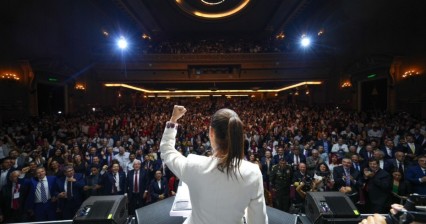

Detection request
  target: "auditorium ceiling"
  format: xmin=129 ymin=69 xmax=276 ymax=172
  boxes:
xmin=1 ymin=0 xmax=426 ymax=91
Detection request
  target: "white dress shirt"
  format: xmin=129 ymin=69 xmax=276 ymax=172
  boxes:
xmin=160 ymin=124 xmax=268 ymax=224
xmin=35 ymin=177 xmax=51 ymax=203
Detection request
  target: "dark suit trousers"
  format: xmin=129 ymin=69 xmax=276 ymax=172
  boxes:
xmin=34 ymin=201 xmax=56 ymax=221
xmin=128 ymin=192 xmax=145 ymax=215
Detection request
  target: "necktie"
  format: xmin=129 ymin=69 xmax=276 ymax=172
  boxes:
xmin=345 ymin=169 xmax=351 ymax=186
xmin=40 ymin=180 xmax=48 ymax=203
xmin=109 ymin=154 xmax=113 ymax=165
xmin=12 ymin=184 xmax=20 ymax=209
xmin=134 ymin=171 xmax=139 ymax=193
xmin=409 ymin=144 xmax=415 ymax=154
xmin=296 ymin=155 xmax=299 ymax=165
xmin=112 ymin=174 xmax=117 ymax=194
xmin=67 ymin=180 xmax=72 ymax=199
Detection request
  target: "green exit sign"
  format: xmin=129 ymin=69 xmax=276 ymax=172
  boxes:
xmin=367 ymin=74 xmax=376 ymax=78
xmin=48 ymin=78 xmax=58 ymax=82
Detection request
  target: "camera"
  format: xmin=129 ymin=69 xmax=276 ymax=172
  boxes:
xmin=389 ymin=194 xmax=426 ymax=224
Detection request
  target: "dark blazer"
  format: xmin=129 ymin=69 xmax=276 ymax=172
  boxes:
xmin=126 ymin=169 xmax=149 ymax=194
xmin=380 ymin=146 xmax=397 ymax=159
xmin=260 ymin=157 xmax=274 ymax=180
xmin=272 ymin=154 xmax=285 ymax=165
xmin=149 ymin=178 xmax=168 ymax=203
xmin=101 ymin=171 xmax=127 ymax=195
xmin=0 ymin=182 xmax=27 ymax=219
xmin=399 ymin=143 xmax=422 ymax=158
xmin=359 ymin=149 xmax=374 ymax=161
xmin=285 ymin=153 xmax=306 ymax=167
xmin=405 ymin=165 xmax=426 ymax=195
xmin=365 ymin=169 xmax=392 ymax=209
xmin=55 ymin=173 xmax=85 ymax=219
xmin=19 ymin=175 xmax=58 ymax=210
xmin=333 ymin=166 xmax=362 ymax=191
xmin=315 ymin=140 xmax=332 ymax=154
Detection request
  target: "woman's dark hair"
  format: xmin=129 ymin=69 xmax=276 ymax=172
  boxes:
xmin=210 ymin=108 xmax=244 ymax=179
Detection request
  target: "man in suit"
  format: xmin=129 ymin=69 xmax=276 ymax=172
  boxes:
xmin=0 ymin=157 xmax=15 ymax=192
xmin=364 ymin=159 xmax=392 ymax=213
xmin=359 ymin=144 xmax=375 ymax=162
xmin=273 ymin=147 xmax=285 ymax=165
xmin=373 ymin=150 xmax=393 ymax=173
xmin=0 ymin=170 xmax=28 ymax=222
xmin=333 ymin=158 xmax=362 ymax=198
xmin=260 ymin=150 xmax=274 ymax=190
xmin=102 ymin=146 xmax=117 ymax=167
xmin=56 ymin=166 xmax=85 ymax=219
xmin=315 ymin=133 xmax=332 ymax=156
xmin=306 ymin=149 xmax=324 ymax=175
xmin=405 ymin=154 xmax=426 ymax=195
xmin=126 ymin=159 xmax=149 ymax=214
xmin=381 ymin=139 xmax=397 ymax=159
xmin=149 ymin=170 xmax=168 ymax=203
xmin=388 ymin=151 xmax=409 ymax=180
xmin=101 ymin=163 xmax=126 ymax=195
xmin=20 ymin=166 xmax=58 ymax=221
xmin=286 ymin=146 xmax=306 ymax=171
xmin=400 ymin=135 xmax=422 ymax=162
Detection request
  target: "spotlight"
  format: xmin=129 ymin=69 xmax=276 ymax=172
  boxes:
xmin=58 ymin=111 xmax=62 ymax=114
xmin=117 ymin=37 xmax=128 ymax=49
xmin=92 ymin=107 xmax=96 ymax=112
xmin=301 ymin=36 xmax=311 ymax=47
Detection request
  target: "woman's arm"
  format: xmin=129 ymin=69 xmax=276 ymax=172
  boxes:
xmin=159 ymin=106 xmax=188 ymax=180
xmin=246 ymin=168 xmax=268 ymax=224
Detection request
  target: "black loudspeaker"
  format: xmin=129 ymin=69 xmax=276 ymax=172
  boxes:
xmin=305 ymin=192 xmax=362 ymax=224
xmin=73 ymin=195 xmax=128 ymax=224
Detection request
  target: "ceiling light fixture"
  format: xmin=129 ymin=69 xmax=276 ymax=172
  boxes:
xmin=200 ymin=0 xmax=226 ymax=6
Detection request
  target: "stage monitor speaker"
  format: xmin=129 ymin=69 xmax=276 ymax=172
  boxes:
xmin=73 ymin=195 xmax=128 ymax=224
xmin=305 ymin=192 xmax=361 ymax=224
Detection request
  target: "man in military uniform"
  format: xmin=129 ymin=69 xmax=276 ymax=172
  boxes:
xmin=270 ymin=158 xmax=293 ymax=212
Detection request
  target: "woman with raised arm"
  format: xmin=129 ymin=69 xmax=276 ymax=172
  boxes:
xmin=160 ymin=105 xmax=268 ymax=224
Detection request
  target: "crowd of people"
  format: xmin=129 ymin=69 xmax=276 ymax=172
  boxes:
xmin=0 ymin=97 xmax=425 ymax=222
xmin=139 ymin=39 xmax=286 ymax=54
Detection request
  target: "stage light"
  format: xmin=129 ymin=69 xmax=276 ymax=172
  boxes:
xmin=301 ymin=36 xmax=311 ymax=47
xmin=117 ymin=37 xmax=128 ymax=49
xmin=92 ymin=107 xmax=96 ymax=112
xmin=58 ymin=111 xmax=62 ymax=114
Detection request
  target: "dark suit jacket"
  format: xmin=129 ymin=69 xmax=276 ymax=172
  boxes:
xmin=19 ymin=175 xmax=58 ymax=210
xmin=0 ymin=182 xmax=27 ymax=215
xmin=272 ymin=154 xmax=285 ymax=165
xmin=333 ymin=166 xmax=362 ymax=191
xmin=149 ymin=178 xmax=168 ymax=203
xmin=126 ymin=169 xmax=149 ymax=194
xmin=315 ymin=140 xmax=332 ymax=153
xmin=359 ymin=149 xmax=374 ymax=161
xmin=366 ymin=169 xmax=392 ymax=206
xmin=101 ymin=171 xmax=126 ymax=195
xmin=285 ymin=153 xmax=306 ymax=166
xmin=260 ymin=157 xmax=274 ymax=180
xmin=55 ymin=173 xmax=85 ymax=209
xmin=380 ymin=146 xmax=397 ymax=159
xmin=405 ymin=165 xmax=426 ymax=194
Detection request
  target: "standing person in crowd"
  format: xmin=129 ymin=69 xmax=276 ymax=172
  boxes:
xmin=149 ymin=170 xmax=168 ymax=203
xmin=389 ymin=170 xmax=411 ymax=205
xmin=168 ymin=173 xmax=180 ymax=196
xmin=286 ymin=146 xmax=306 ymax=171
xmin=0 ymin=157 xmax=14 ymax=191
xmin=405 ymin=154 xmax=426 ymax=195
xmin=83 ymin=165 xmax=102 ymax=199
xmin=364 ymin=159 xmax=392 ymax=213
xmin=127 ymin=159 xmax=148 ymax=215
xmin=101 ymin=163 xmax=126 ymax=195
xmin=56 ymin=166 xmax=85 ymax=219
xmin=19 ymin=167 xmax=58 ymax=221
xmin=331 ymin=138 xmax=349 ymax=160
xmin=306 ymin=149 xmax=324 ymax=175
xmin=333 ymin=158 xmax=362 ymax=203
xmin=0 ymin=170 xmax=28 ymax=223
xmin=160 ymin=106 xmax=268 ymax=223
xmin=260 ymin=150 xmax=274 ymax=190
xmin=388 ymin=151 xmax=409 ymax=180
xmin=314 ymin=163 xmax=334 ymax=191
xmin=270 ymin=158 xmax=292 ymax=212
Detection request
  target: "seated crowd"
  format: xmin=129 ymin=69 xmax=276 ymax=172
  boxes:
xmin=0 ymin=97 xmax=425 ymax=222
